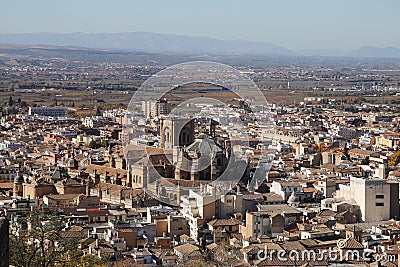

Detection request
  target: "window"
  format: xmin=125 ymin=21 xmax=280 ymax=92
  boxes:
xmin=376 ymin=195 xmax=384 ymax=199
xmin=376 ymin=203 xmax=384 ymax=206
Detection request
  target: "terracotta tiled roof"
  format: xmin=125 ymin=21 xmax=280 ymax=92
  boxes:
xmin=205 ymin=243 xmax=218 ymax=250
xmin=44 ymin=193 xmax=83 ymax=200
xmin=158 ymin=177 xmax=211 ymax=188
xmin=280 ymin=240 xmax=306 ymax=251
xmin=258 ymin=258 xmax=328 ymax=266
xmin=348 ymin=148 xmax=375 ymax=156
xmin=174 ymin=243 xmax=200 ymax=255
xmin=317 ymin=209 xmax=337 ymax=217
xmin=299 ymin=239 xmax=319 ymax=248
xmin=242 ymin=243 xmax=282 ymax=255
xmin=340 ymin=237 xmax=363 ymax=249
xmin=85 ymin=165 xmax=127 ymax=178
xmin=98 ymin=183 xmax=143 ymax=197
xmin=59 ymin=227 xmax=88 ymax=239
xmin=208 ymin=218 xmax=241 ymax=227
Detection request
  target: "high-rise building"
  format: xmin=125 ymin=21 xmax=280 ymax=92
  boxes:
xmin=142 ymin=99 xmax=170 ymax=118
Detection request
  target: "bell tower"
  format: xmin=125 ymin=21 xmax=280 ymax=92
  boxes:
xmin=13 ymin=172 xmax=23 ymax=198
xmin=160 ymin=118 xmax=195 ymax=149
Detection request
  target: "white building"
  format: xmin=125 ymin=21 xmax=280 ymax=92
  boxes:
xmin=0 ymin=140 xmax=22 ymax=151
xmin=335 ymin=176 xmax=399 ymax=222
xmin=82 ymin=116 xmax=109 ymax=128
xmin=180 ymin=186 xmax=216 ymax=241
xmin=53 ymin=128 xmax=77 ymax=138
xmin=270 ymin=180 xmax=302 ymax=202
xmin=28 ymin=107 xmax=68 ymax=117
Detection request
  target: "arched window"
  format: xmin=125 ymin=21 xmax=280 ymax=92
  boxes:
xmin=182 ymin=132 xmax=186 ymax=144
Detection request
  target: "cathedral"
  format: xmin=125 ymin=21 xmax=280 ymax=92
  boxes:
xmin=159 ymin=117 xmax=227 ymax=181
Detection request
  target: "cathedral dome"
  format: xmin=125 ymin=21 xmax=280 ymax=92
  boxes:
xmin=185 ymin=135 xmax=223 ymax=155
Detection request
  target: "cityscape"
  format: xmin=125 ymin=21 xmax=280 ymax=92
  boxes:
xmin=1 ymin=1 xmax=400 ymax=267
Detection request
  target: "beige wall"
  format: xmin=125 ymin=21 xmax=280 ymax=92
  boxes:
xmin=168 ymin=215 xmax=190 ymax=237
xmin=23 ymin=184 xmax=57 ymax=199
xmin=218 ymin=194 xmax=243 ymax=219
xmin=117 ymin=231 xmax=137 ymax=247
xmin=240 ymin=212 xmax=284 ymax=239
xmin=43 ymin=196 xmax=77 ymax=207
xmin=78 ymin=196 xmax=101 ymax=207
xmin=155 ymin=219 xmax=168 ymax=237
xmin=155 ymin=237 xmax=172 ymax=248
xmin=337 ymin=177 xmax=391 ymax=222
xmin=55 ymin=184 xmax=86 ymax=195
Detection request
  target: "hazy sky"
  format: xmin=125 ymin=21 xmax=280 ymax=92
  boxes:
xmin=1 ymin=0 xmax=399 ymax=50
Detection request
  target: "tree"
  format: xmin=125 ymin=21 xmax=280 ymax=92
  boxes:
xmin=343 ymin=144 xmax=350 ymax=161
xmin=88 ymin=140 xmax=99 ymax=149
xmin=9 ymin=208 xmax=82 ymax=267
xmin=21 ymin=101 xmax=28 ymax=108
xmin=96 ymin=107 xmax=102 ymax=116
xmin=89 ymin=140 xmax=95 ymax=149
xmin=100 ymin=140 xmax=109 ymax=148
xmin=371 ymin=137 xmax=376 ymax=145
xmin=389 ymin=149 xmax=400 ymax=166
xmin=8 ymin=96 xmax=14 ymax=106
xmin=317 ymin=143 xmax=329 ymax=153
xmin=203 ymin=245 xmax=242 ymax=266
xmin=177 ymin=256 xmax=213 ymax=267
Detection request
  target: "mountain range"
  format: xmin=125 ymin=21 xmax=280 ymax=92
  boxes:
xmin=0 ymin=32 xmax=400 ymax=58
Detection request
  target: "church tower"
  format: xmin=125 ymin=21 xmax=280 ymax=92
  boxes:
xmin=13 ymin=172 xmax=23 ymax=198
xmin=160 ymin=118 xmax=195 ymax=149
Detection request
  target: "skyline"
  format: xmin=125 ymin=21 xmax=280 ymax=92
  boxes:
xmin=1 ymin=0 xmax=399 ymax=51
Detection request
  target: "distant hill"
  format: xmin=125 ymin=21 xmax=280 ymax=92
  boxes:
xmin=349 ymin=46 xmax=400 ymax=58
xmin=0 ymin=32 xmax=399 ymax=58
xmin=0 ymin=32 xmax=294 ymax=55
xmin=299 ymin=46 xmax=400 ymax=58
